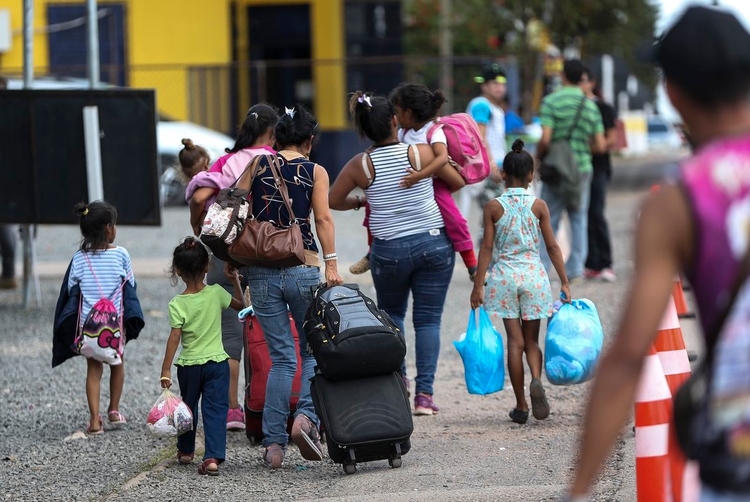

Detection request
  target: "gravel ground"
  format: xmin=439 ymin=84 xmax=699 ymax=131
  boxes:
xmin=0 ymin=158 xmax=696 ymax=501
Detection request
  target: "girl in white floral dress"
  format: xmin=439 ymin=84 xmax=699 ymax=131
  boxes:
xmin=471 ymin=139 xmax=571 ymax=425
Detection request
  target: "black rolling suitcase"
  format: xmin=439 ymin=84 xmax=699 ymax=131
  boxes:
xmin=311 ymin=370 xmax=413 ymax=474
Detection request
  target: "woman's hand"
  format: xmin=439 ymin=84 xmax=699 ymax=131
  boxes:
xmin=470 ymin=285 xmax=484 ymax=310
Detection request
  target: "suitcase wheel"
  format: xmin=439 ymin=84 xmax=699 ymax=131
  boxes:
xmin=343 ymin=448 xmax=357 ymax=475
xmin=389 ymin=457 xmax=402 ymax=468
xmin=343 ymin=463 xmax=357 ymax=475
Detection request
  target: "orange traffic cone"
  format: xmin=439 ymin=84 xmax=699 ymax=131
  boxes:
xmin=635 ymin=344 xmax=673 ymax=502
xmin=654 ymin=298 xmax=700 ymax=502
xmin=673 ymin=277 xmax=695 ymax=319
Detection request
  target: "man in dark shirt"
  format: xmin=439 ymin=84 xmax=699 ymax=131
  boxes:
xmin=581 ymin=71 xmax=617 ymax=282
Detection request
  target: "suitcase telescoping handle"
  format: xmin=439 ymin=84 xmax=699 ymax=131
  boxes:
xmin=310 ymin=282 xmax=360 ymax=296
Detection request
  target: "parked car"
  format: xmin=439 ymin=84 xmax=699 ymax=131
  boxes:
xmin=647 ymin=115 xmax=685 ymax=151
xmin=4 ymin=76 xmax=234 ymax=205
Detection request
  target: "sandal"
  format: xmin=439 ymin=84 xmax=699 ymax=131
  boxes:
xmin=177 ymin=451 xmax=194 ymax=465
xmin=107 ymin=410 xmax=127 ymax=425
xmin=198 ymin=458 xmax=219 ymax=476
xmin=530 ymin=378 xmax=550 ymax=420
xmin=86 ymin=417 xmax=104 ymax=435
xmin=509 ymin=408 xmax=529 ymax=425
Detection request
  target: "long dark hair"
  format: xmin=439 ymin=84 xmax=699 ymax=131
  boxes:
xmin=74 ymin=200 xmax=118 ymax=253
xmin=226 ymin=104 xmax=278 ymax=153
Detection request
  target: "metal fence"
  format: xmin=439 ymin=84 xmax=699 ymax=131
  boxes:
xmin=3 ymin=55 xmax=519 ymax=135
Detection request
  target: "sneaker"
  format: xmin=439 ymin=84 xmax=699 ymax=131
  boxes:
xmin=0 ymin=277 xmax=17 ymax=289
xmin=583 ymin=268 xmax=601 ymax=280
xmin=599 ymin=268 xmax=617 ymax=282
xmin=263 ymin=443 xmax=285 ymax=469
xmin=290 ymin=414 xmax=323 ymax=461
xmin=349 ymin=255 xmax=370 ymax=275
xmin=414 ymin=393 xmax=440 ymax=416
xmin=226 ymin=407 xmax=246 ymax=431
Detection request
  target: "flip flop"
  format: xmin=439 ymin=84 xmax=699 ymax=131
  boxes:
xmin=107 ymin=410 xmax=127 ymax=425
xmin=198 ymin=458 xmax=219 ymax=476
xmin=86 ymin=417 xmax=104 ymax=435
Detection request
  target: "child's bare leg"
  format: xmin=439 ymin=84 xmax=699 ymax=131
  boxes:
xmin=521 ymin=319 xmax=543 ymax=380
xmin=436 ymin=164 xmax=466 ymax=192
xmin=108 ymin=359 xmax=125 ymax=414
xmin=86 ymin=358 xmax=104 ymax=429
xmin=502 ymin=318 xmax=528 ymax=411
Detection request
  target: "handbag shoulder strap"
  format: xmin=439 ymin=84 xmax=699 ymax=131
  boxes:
xmin=235 ymin=155 xmax=264 ymax=191
xmin=267 ymin=155 xmax=299 ymax=224
xmin=564 ymin=96 xmax=587 ymax=142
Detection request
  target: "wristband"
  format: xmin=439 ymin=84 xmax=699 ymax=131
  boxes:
xmin=323 ymin=253 xmax=338 ymax=261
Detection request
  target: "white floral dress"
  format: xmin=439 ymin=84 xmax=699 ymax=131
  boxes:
xmin=484 ymin=187 xmax=554 ymax=320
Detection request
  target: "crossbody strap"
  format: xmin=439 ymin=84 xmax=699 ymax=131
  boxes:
xmin=705 ymin=245 xmax=750 ymax=359
xmin=564 ymin=97 xmax=587 ymax=142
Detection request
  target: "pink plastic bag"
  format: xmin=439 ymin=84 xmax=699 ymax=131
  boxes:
xmin=146 ymin=389 xmax=193 ymax=437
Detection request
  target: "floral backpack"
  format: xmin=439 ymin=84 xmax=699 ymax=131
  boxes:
xmin=72 ymin=254 xmax=129 ymax=366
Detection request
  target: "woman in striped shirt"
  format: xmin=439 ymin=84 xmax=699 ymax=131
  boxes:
xmin=329 ymin=91 xmax=455 ymax=416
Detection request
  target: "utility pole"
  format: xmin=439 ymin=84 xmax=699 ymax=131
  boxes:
xmin=86 ymin=0 xmax=100 ymax=87
xmin=439 ymin=0 xmax=453 ymax=112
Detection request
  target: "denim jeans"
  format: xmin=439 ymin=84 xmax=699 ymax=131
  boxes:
xmin=585 ymin=170 xmax=613 ymax=271
xmin=176 ymin=359 xmax=230 ymax=462
xmin=370 ymin=229 xmax=455 ymax=396
xmin=246 ymin=265 xmax=320 ymax=447
xmin=539 ymin=173 xmax=592 ymax=280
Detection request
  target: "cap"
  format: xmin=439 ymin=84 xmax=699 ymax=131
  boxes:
xmin=641 ymin=5 xmax=750 ymax=86
xmin=474 ymin=63 xmax=507 ymax=84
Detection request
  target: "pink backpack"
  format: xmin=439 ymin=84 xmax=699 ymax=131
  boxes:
xmin=427 ymin=113 xmax=491 ymax=185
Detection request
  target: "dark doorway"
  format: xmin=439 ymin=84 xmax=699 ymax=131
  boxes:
xmin=247 ymin=5 xmax=313 ymax=112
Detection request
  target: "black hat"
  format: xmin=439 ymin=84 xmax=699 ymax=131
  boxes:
xmin=474 ymin=63 xmax=507 ymax=84
xmin=642 ymin=5 xmax=750 ymax=86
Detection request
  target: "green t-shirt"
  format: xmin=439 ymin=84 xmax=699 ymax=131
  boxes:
xmin=539 ymin=86 xmax=604 ymax=173
xmin=168 ymin=284 xmax=231 ymax=367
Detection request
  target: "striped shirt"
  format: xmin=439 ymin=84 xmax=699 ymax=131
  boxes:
xmin=67 ymin=247 xmax=135 ymax=325
xmin=539 ymin=86 xmax=604 ymax=174
xmin=366 ymin=143 xmax=444 ymax=240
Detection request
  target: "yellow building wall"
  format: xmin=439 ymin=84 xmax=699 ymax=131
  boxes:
xmin=0 ymin=0 xmax=231 ymax=120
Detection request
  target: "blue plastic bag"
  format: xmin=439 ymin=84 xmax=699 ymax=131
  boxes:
xmin=453 ymin=307 xmax=505 ymax=395
xmin=544 ymin=298 xmax=604 ymax=385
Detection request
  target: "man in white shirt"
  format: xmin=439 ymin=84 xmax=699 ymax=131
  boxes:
xmin=462 ymin=63 xmax=507 ymax=219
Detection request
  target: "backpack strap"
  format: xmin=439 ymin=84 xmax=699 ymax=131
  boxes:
xmin=82 ymin=252 xmax=105 ymax=299
xmin=409 ymin=144 xmax=422 ymax=171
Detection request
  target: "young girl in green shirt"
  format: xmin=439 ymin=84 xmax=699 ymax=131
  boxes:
xmin=160 ymin=237 xmax=244 ymax=476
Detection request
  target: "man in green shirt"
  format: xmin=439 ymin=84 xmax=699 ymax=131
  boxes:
xmin=536 ymin=59 xmax=606 ymax=281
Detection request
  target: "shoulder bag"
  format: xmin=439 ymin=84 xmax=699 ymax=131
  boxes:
xmin=538 ymin=97 xmax=586 ymax=210
xmin=228 ymin=155 xmax=306 ymax=268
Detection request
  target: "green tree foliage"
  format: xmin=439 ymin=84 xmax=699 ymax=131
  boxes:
xmin=403 ymin=0 xmax=658 ymax=111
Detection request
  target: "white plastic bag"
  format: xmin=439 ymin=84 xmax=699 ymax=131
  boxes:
xmin=146 ymin=389 xmax=193 ymax=437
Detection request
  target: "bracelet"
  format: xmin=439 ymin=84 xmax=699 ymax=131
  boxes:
xmin=354 ymin=194 xmax=362 ymax=211
xmin=323 ymin=253 xmax=338 ymax=261
xmin=160 ymin=377 xmax=172 ymax=382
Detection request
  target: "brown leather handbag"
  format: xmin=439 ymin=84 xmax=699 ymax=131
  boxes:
xmin=228 ymin=154 xmax=307 ymax=268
